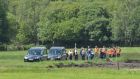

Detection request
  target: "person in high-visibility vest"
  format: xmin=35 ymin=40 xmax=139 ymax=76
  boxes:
xmin=107 ymin=48 xmax=111 ymax=57
xmin=94 ymin=46 xmax=99 ymax=57
xmin=116 ymin=46 xmax=121 ymax=57
xmin=107 ymin=48 xmax=114 ymax=57
xmin=112 ymin=47 xmax=117 ymax=57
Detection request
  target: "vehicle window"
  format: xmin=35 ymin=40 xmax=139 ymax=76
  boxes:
xmin=49 ymin=49 xmax=61 ymax=55
xmin=43 ymin=49 xmax=47 ymax=55
xmin=28 ymin=49 xmax=42 ymax=55
xmin=62 ymin=49 xmax=66 ymax=54
xmin=41 ymin=50 xmax=44 ymax=55
xmin=46 ymin=49 xmax=48 ymax=54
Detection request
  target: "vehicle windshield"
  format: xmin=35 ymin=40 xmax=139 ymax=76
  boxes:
xmin=28 ymin=49 xmax=42 ymax=55
xmin=48 ymin=49 xmax=61 ymax=56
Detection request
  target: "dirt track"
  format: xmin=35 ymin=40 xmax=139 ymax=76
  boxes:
xmin=47 ymin=61 xmax=140 ymax=69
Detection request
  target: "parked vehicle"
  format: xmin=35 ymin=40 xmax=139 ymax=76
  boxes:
xmin=47 ymin=47 xmax=67 ymax=60
xmin=24 ymin=47 xmax=47 ymax=62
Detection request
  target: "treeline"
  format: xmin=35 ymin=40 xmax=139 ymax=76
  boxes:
xmin=0 ymin=0 xmax=140 ymax=48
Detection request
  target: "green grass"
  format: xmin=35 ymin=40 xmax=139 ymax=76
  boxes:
xmin=0 ymin=47 xmax=140 ymax=79
xmin=0 ymin=68 xmax=140 ymax=79
xmin=120 ymin=47 xmax=140 ymax=61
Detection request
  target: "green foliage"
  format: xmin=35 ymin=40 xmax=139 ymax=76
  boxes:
xmin=15 ymin=0 xmax=50 ymax=44
xmin=0 ymin=0 xmax=9 ymax=43
xmin=38 ymin=1 xmax=112 ymax=43
xmin=111 ymin=0 xmax=140 ymax=46
xmin=0 ymin=0 xmax=140 ymax=46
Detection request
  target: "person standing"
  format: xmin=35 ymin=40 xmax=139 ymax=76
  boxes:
xmin=116 ymin=46 xmax=121 ymax=57
xmin=68 ymin=49 xmax=73 ymax=60
xmin=87 ymin=48 xmax=92 ymax=61
xmin=91 ymin=49 xmax=94 ymax=60
xmin=80 ymin=47 xmax=83 ymax=59
xmin=73 ymin=48 xmax=78 ymax=60
xmin=107 ymin=48 xmax=113 ymax=57
xmin=80 ymin=48 xmax=86 ymax=60
xmin=112 ymin=47 xmax=117 ymax=57
xmin=100 ymin=46 xmax=107 ymax=59
xmin=94 ymin=46 xmax=99 ymax=57
xmin=102 ymin=46 xmax=107 ymax=59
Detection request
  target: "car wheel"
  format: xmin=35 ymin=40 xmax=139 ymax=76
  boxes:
xmin=38 ymin=58 xmax=41 ymax=62
xmin=24 ymin=59 xmax=27 ymax=62
xmin=65 ymin=57 xmax=67 ymax=60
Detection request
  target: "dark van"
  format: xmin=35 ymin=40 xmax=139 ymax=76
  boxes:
xmin=24 ymin=47 xmax=47 ymax=62
xmin=47 ymin=47 xmax=67 ymax=60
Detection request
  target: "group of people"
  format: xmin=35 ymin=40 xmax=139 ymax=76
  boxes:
xmin=67 ymin=46 xmax=121 ymax=61
xmin=98 ymin=46 xmax=121 ymax=59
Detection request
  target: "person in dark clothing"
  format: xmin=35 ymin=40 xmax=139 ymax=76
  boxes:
xmin=100 ymin=46 xmax=107 ymax=59
xmin=68 ymin=49 xmax=73 ymax=60
xmin=87 ymin=48 xmax=92 ymax=61
xmin=75 ymin=52 xmax=78 ymax=60
xmin=66 ymin=53 xmax=68 ymax=60
xmin=100 ymin=48 xmax=103 ymax=59
xmin=90 ymin=49 xmax=94 ymax=60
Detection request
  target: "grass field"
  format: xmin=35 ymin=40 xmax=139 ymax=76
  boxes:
xmin=0 ymin=47 xmax=140 ymax=79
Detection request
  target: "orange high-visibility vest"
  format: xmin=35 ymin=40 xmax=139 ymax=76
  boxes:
xmin=111 ymin=49 xmax=114 ymax=55
xmin=107 ymin=49 xmax=112 ymax=55
xmin=94 ymin=48 xmax=99 ymax=53
xmin=112 ymin=48 xmax=116 ymax=55
xmin=116 ymin=48 xmax=121 ymax=54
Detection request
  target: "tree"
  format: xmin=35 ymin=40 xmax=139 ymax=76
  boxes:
xmin=1 ymin=0 xmax=140 ymax=47
xmin=38 ymin=1 xmax=82 ymax=43
xmin=111 ymin=0 xmax=140 ymax=46
xmin=38 ymin=0 xmax=112 ymax=44
xmin=16 ymin=0 xmax=50 ymax=45
xmin=83 ymin=7 xmax=112 ymax=42
xmin=0 ymin=0 xmax=9 ymax=43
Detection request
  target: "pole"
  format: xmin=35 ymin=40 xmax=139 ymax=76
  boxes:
xmin=116 ymin=50 xmax=120 ymax=70
xmin=75 ymin=43 xmax=77 ymax=49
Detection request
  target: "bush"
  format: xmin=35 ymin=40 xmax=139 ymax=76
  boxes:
xmin=0 ymin=44 xmax=7 ymax=51
xmin=23 ymin=44 xmax=35 ymax=50
xmin=7 ymin=44 xmax=36 ymax=51
xmin=7 ymin=44 xmax=18 ymax=51
xmin=1 ymin=44 xmax=44 ymax=51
